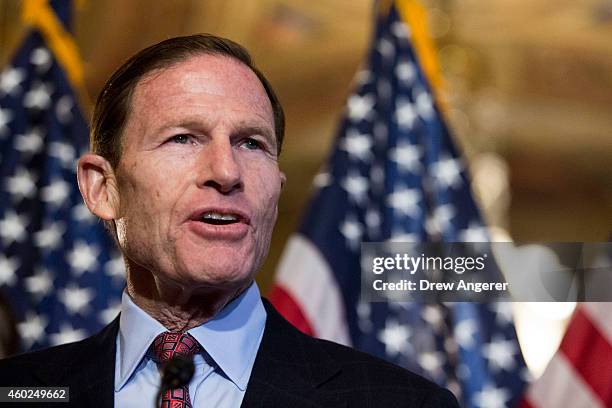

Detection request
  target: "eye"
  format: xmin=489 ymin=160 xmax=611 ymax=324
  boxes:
xmin=242 ymin=138 xmax=262 ymax=150
xmin=170 ymin=134 xmax=191 ymax=144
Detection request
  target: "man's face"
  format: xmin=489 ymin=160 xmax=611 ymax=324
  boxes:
xmin=113 ymin=54 xmax=284 ymax=292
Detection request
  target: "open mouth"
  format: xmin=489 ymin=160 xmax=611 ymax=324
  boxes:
xmin=199 ymin=211 xmax=243 ymax=226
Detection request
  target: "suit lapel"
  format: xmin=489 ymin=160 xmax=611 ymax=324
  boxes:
xmin=241 ymin=300 xmax=345 ymax=408
xmin=32 ymin=317 xmax=119 ymax=408
xmin=76 ymin=318 xmax=117 ymax=408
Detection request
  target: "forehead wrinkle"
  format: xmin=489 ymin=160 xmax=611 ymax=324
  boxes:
xmin=140 ymin=55 xmax=272 ymax=113
xmin=125 ymin=55 xmax=276 ymax=151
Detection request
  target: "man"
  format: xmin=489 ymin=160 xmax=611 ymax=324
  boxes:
xmin=0 ymin=34 xmax=458 ymax=407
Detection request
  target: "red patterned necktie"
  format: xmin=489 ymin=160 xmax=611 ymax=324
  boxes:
xmin=151 ymin=332 xmax=201 ymax=408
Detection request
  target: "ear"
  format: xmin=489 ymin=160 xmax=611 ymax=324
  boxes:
xmin=280 ymin=171 xmax=287 ymax=189
xmin=77 ymin=154 xmax=120 ymax=221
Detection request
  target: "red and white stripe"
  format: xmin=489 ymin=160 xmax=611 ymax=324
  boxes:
xmin=269 ymin=234 xmax=352 ymax=345
xmin=520 ymin=303 xmax=612 ymax=408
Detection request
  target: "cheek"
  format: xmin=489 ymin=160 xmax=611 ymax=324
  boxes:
xmin=116 ymin=168 xmax=170 ymax=242
xmin=253 ymin=172 xmax=282 ymax=232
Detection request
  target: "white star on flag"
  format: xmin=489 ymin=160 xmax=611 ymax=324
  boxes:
xmin=387 ymin=186 xmax=421 ymax=218
xmin=418 ymin=351 xmax=445 ymax=375
xmin=25 ymin=268 xmax=54 ymax=300
xmin=0 ymin=66 xmax=25 ymax=96
xmin=34 ymin=221 xmax=66 ymax=251
xmin=340 ymin=129 xmax=373 ymax=161
xmin=104 ymin=255 xmax=126 ymax=282
xmin=67 ymin=241 xmax=100 ymax=275
xmin=482 ymin=337 xmax=518 ymax=372
xmin=341 ymin=171 xmax=369 ymax=205
xmin=0 ymin=254 xmax=19 ymax=286
xmin=0 ymin=210 xmax=29 ymax=246
xmin=14 ymin=128 xmax=44 ymax=156
xmin=99 ymin=300 xmax=121 ymax=324
xmin=431 ymin=156 xmax=463 ymax=189
xmin=396 ymin=60 xmax=417 ymax=84
xmin=59 ymin=284 xmax=95 ymax=315
xmin=18 ymin=313 xmax=48 ymax=349
xmin=473 ymin=384 xmax=511 ymax=408
xmin=50 ymin=324 xmax=87 ymax=346
xmin=30 ymin=47 xmax=52 ymax=72
xmin=24 ymin=81 xmax=53 ymax=110
xmin=425 ymin=204 xmax=456 ymax=235
xmin=49 ymin=141 xmax=76 ymax=169
xmin=421 ymin=305 xmax=445 ymax=332
xmin=390 ymin=141 xmax=422 ymax=173
xmin=391 ymin=21 xmax=410 ymax=38
xmin=377 ymin=37 xmax=395 ymax=60
xmin=395 ymin=97 xmax=418 ymax=129
xmin=41 ymin=178 xmax=71 ymax=208
xmin=490 ymin=302 xmax=514 ymax=325
xmin=71 ymin=202 xmax=95 ymax=223
xmin=454 ymin=318 xmax=478 ymax=349
xmin=347 ymin=94 xmax=375 ymax=121
xmin=353 ymin=69 xmax=372 ymax=86
xmin=415 ymin=89 xmax=434 ymax=120
xmin=312 ymin=172 xmax=332 ymax=189
xmin=459 ymin=222 xmax=489 ymax=242
xmin=5 ymin=167 xmax=37 ymax=202
xmin=55 ymin=95 xmax=74 ymax=124
xmin=377 ymin=319 xmax=412 ymax=356
xmin=339 ymin=215 xmax=363 ymax=250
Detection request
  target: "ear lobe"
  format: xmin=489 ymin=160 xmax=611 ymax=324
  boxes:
xmin=77 ymin=154 xmax=120 ymax=221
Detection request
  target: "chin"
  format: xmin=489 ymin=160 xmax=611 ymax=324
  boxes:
xmin=173 ymin=244 xmax=261 ymax=291
xmin=181 ymin=262 xmax=253 ymax=289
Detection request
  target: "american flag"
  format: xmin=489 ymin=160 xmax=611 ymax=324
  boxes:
xmin=519 ymin=243 xmax=612 ymax=408
xmin=520 ymin=303 xmax=612 ymax=408
xmin=270 ymin=2 xmax=528 ymax=407
xmin=0 ymin=1 xmax=124 ymax=352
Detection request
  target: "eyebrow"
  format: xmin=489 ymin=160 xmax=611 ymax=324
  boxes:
xmin=156 ymin=120 xmax=205 ymax=133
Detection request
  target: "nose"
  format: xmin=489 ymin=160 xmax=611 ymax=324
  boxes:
xmin=198 ymin=139 xmax=242 ymax=194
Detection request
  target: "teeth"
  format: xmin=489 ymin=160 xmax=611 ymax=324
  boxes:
xmin=202 ymin=212 xmax=239 ymax=221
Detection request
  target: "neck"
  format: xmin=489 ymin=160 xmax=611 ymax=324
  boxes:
xmin=125 ymin=265 xmax=249 ymax=332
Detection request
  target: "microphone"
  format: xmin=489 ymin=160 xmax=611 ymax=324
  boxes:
xmin=156 ymin=356 xmax=195 ymax=408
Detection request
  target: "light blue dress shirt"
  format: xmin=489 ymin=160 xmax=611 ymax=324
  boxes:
xmin=114 ymin=282 xmax=266 ymax=407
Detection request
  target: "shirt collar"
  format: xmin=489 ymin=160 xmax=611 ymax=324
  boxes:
xmin=115 ymin=282 xmax=266 ymax=392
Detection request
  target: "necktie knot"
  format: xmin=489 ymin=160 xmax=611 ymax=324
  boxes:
xmin=151 ymin=331 xmax=201 ymax=364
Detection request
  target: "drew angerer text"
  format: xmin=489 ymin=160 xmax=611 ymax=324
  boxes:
xmin=373 ymin=279 xmax=508 ymax=293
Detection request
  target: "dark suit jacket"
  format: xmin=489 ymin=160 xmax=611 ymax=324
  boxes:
xmin=0 ymin=299 xmax=459 ymax=407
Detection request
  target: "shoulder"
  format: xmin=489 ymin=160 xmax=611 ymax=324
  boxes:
xmin=260 ymin=299 xmax=459 ymax=407
xmin=0 ymin=317 xmax=119 ymax=386
xmin=314 ymin=336 xmax=434 ymax=384
xmin=312 ymin=336 xmax=458 ymax=406
xmin=0 ymin=339 xmax=89 ymax=385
